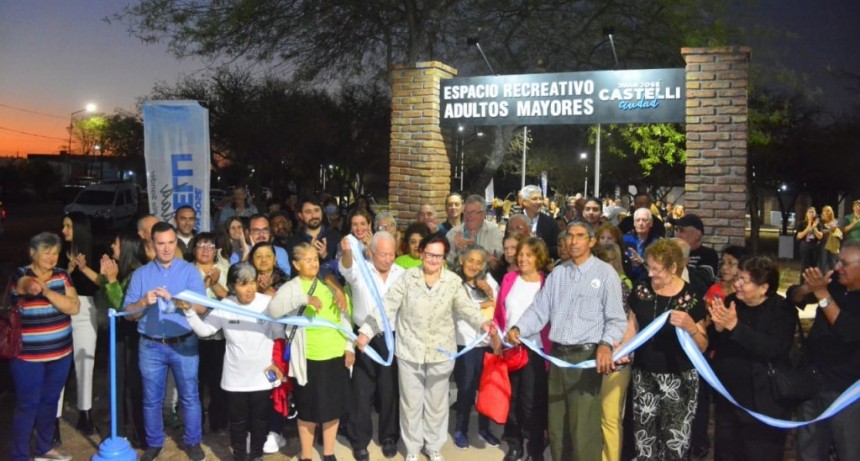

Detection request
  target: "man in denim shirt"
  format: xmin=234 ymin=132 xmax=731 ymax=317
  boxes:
xmin=124 ymin=222 xmax=206 ymax=461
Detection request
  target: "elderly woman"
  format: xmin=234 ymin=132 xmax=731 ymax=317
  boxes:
xmin=181 ymin=263 xmax=284 ymax=461
xmin=366 ymin=234 xmax=495 ymax=461
xmin=249 ymin=242 xmax=288 ymax=297
xmin=9 ymin=232 xmax=80 ymax=461
xmin=452 ymin=244 xmax=501 ymax=449
xmin=268 ymin=243 xmax=354 ymax=461
xmin=60 ymin=211 xmax=99 ymax=435
xmin=708 ymin=256 xmax=796 ymax=460
xmin=374 ymin=211 xmax=402 ymax=255
xmin=629 ymin=238 xmax=708 ymax=460
xmin=491 ymin=237 xmax=550 ymax=461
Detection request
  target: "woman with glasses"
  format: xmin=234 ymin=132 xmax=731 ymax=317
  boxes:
xmin=376 ymin=234 xmax=496 ymax=461
xmin=629 ymin=239 xmax=708 ymax=460
xmin=189 ymin=232 xmax=230 ymax=434
xmin=708 ymin=256 xmax=796 ymax=460
xmin=705 ymin=246 xmax=749 ymax=305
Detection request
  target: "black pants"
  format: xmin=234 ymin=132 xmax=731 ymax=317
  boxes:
xmin=347 ymin=334 xmax=399 ymax=450
xmin=503 ymin=347 xmax=548 ymax=456
xmin=714 ymin=396 xmax=786 ymax=461
xmin=453 ymin=345 xmax=491 ymax=434
xmin=115 ymin=321 xmax=144 ymax=446
xmin=690 ymin=373 xmax=713 ymax=454
xmin=227 ymin=389 xmax=271 ymax=459
xmin=198 ymin=338 xmax=228 ymax=432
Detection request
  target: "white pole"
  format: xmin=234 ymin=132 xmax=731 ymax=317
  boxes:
xmin=595 ymin=124 xmax=602 ymax=197
xmin=521 ymin=126 xmax=528 ymax=189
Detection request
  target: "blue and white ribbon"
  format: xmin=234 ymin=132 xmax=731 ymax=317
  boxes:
xmin=346 ymin=235 xmax=395 ymax=366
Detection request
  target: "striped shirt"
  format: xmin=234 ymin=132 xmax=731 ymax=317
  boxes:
xmin=9 ymin=266 xmax=74 ymax=362
xmin=515 ymin=256 xmax=627 ymax=347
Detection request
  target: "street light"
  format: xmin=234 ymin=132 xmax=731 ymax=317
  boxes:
xmin=68 ymin=103 xmax=96 ymax=155
xmin=580 ymin=152 xmax=588 ymax=195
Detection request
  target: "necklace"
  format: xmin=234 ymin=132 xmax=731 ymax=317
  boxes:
xmin=653 ymin=294 xmax=675 ymax=320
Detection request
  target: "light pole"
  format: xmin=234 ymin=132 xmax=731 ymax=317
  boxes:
xmin=580 ymin=152 xmax=588 ymax=195
xmin=68 ymin=103 xmax=96 ymax=155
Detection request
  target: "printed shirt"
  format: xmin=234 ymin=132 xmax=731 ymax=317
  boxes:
xmin=383 ymin=267 xmax=486 ymax=364
xmin=515 ymin=256 xmax=627 ymax=347
xmin=9 ymin=266 xmax=74 ymax=362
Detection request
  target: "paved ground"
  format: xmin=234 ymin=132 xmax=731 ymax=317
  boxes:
xmin=0 ymin=201 xmax=809 ymax=460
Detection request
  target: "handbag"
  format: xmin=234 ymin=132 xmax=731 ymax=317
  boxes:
xmin=282 ymin=278 xmax=318 ymax=363
xmin=502 ymin=344 xmax=529 ymax=372
xmin=766 ymin=315 xmax=818 ymax=403
xmin=476 ymin=352 xmax=511 ymax=424
xmin=0 ymin=280 xmax=23 ymax=360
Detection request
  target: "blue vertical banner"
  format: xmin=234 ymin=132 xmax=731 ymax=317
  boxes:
xmin=143 ymin=101 xmax=211 ymax=231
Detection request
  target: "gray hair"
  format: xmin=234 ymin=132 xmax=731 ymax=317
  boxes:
xmin=375 ymin=211 xmax=396 ymax=231
xmin=226 ymin=262 xmax=257 ymax=292
xmin=566 ymin=220 xmax=595 ymax=238
xmin=370 ymin=231 xmax=396 ymax=251
xmin=557 ymin=230 xmax=569 ymax=245
xmin=464 ymin=194 xmax=485 ymax=207
xmin=459 ymin=244 xmax=488 ymax=266
xmin=519 ymin=185 xmax=542 ymax=200
xmin=633 ymin=208 xmax=652 ymax=221
xmin=30 ymin=232 xmax=62 ymax=253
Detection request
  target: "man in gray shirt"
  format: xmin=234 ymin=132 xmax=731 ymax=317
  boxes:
xmin=506 ymin=220 xmax=627 ymax=461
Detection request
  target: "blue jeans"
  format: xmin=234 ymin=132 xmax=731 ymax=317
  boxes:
xmin=10 ymin=354 xmax=72 ymax=461
xmin=453 ymin=345 xmax=490 ymax=434
xmin=139 ymin=334 xmax=202 ymax=447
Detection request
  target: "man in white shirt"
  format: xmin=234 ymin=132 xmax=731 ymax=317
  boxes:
xmin=342 ymin=232 xmax=406 ymax=460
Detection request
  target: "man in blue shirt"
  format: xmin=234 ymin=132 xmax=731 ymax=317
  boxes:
xmin=124 ymin=222 xmax=207 ymax=461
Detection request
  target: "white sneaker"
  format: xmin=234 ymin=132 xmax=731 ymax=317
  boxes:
xmin=246 ymin=433 xmax=251 ymax=453
xmin=262 ymin=431 xmax=285 ymax=454
xmin=426 ymin=451 xmax=444 ymax=461
xmin=405 ymin=454 xmax=419 ymax=461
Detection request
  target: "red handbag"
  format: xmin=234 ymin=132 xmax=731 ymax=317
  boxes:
xmin=476 ymin=352 xmax=511 ymax=424
xmin=502 ymin=345 xmax=529 ymax=372
xmin=0 ymin=282 xmax=22 ymax=360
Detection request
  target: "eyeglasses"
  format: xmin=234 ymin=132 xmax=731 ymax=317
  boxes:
xmin=735 ymin=276 xmax=753 ymax=286
xmin=249 ymin=227 xmax=270 ymax=235
xmin=424 ymin=252 xmax=445 ymax=260
xmin=195 ymin=243 xmax=216 ymax=250
xmin=836 ymin=259 xmax=860 ymax=268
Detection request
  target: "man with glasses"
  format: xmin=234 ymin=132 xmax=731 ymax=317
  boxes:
xmin=788 ymin=240 xmax=860 ymax=460
xmin=445 ymin=194 xmax=503 ymax=270
xmin=175 ymin=206 xmax=197 ymax=261
xmin=248 ymin=213 xmax=291 ymax=276
xmin=505 ymin=220 xmax=627 ymax=461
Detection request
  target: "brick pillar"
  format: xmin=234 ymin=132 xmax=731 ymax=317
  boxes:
xmin=389 ymin=62 xmax=457 ymax=229
xmin=682 ymin=46 xmax=751 ymax=250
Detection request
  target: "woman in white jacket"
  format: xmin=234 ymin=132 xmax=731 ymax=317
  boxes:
xmin=181 ymin=262 xmax=283 ymax=461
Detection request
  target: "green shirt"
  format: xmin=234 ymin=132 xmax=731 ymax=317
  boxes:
xmin=395 ymin=254 xmax=422 ymax=269
xmin=299 ymin=278 xmax=352 ymax=361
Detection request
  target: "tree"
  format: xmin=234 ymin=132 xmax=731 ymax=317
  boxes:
xmin=101 ymin=111 xmax=144 ymax=159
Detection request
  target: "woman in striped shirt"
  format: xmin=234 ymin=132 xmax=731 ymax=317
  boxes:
xmin=8 ymin=232 xmax=80 ymax=461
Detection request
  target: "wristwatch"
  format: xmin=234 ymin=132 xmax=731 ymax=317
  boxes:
xmin=818 ymin=296 xmax=832 ymax=309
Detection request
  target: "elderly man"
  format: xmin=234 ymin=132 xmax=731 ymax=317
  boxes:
xmin=124 ymin=222 xmax=207 ymax=461
xmin=416 ymin=203 xmax=442 ymax=236
xmin=445 ymin=194 xmax=503 ymax=269
xmin=675 ymin=214 xmax=718 ymax=284
xmin=520 ymin=185 xmax=560 ymax=258
xmin=788 ymin=241 xmax=860 ymax=460
xmin=506 ymin=221 xmax=627 ymax=461
xmin=343 ymin=232 xmax=406 ymax=460
xmin=618 ymin=193 xmax=665 ymax=238
xmin=248 ymin=213 xmax=291 ymax=275
xmin=622 ymin=208 xmax=657 ymax=281
xmin=506 ymin=213 xmax=531 ymax=238
xmin=174 ymin=206 xmax=197 ymax=261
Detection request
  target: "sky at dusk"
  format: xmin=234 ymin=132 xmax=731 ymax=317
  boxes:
xmin=1 ymin=0 xmax=858 ymax=158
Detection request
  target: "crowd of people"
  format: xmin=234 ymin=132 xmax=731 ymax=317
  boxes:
xmin=6 ymin=186 xmax=860 ymax=461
